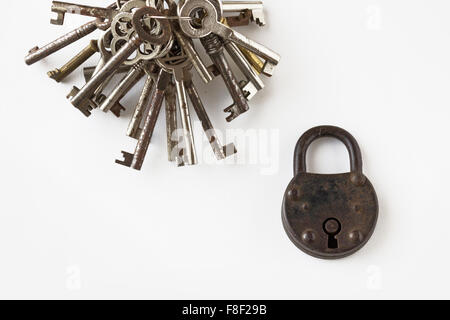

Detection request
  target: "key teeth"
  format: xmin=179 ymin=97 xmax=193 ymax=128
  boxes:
xmin=224 ymin=103 xmax=249 ymax=122
xmin=78 ymin=105 xmax=93 ymax=117
xmin=110 ymin=103 xmax=126 ymax=118
xmin=48 ymin=69 xmax=62 ymax=82
xmin=115 ymin=151 xmax=134 ymax=168
xmin=223 ymin=144 xmax=238 ymax=158
xmin=240 ymin=81 xmax=259 ymax=101
xmin=50 ymin=10 xmax=65 ymax=25
xmin=255 ymin=18 xmax=266 ymax=27
xmin=262 ymin=61 xmax=276 ymax=77
xmin=224 ymin=105 xmax=238 ymax=122
xmin=251 ymin=10 xmax=266 ymax=27
xmin=176 ymin=159 xmax=185 ymax=168
xmin=67 ymin=87 xmax=93 ymax=117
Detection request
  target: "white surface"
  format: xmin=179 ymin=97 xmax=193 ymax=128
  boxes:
xmin=0 ymin=0 xmax=449 ymax=299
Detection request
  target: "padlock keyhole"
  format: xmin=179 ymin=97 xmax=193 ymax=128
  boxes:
xmin=323 ymin=218 xmax=342 ymax=249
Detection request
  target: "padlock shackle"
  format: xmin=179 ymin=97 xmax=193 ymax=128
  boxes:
xmin=294 ymin=126 xmax=364 ymax=176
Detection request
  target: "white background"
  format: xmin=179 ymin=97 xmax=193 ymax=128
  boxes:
xmin=1 ymin=0 xmax=449 ymax=299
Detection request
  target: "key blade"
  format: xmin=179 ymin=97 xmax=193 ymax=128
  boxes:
xmin=115 ymin=151 xmax=134 ymax=168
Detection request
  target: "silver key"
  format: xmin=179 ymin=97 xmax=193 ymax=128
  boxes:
xmin=68 ymin=34 xmax=141 ymax=117
xmin=127 ymin=70 xmax=155 ymax=139
xmin=164 ymin=81 xmax=183 ymax=164
xmin=99 ymin=60 xmax=148 ymax=113
xmin=157 ymin=42 xmax=198 ymax=166
xmin=80 ymin=30 xmax=129 ymax=117
xmin=24 ymin=1 xmax=121 ymax=65
xmin=25 ymin=20 xmax=100 ymax=65
xmin=116 ymin=69 xmax=169 ymax=171
xmin=184 ymin=69 xmax=237 ymax=160
xmin=202 ymin=33 xmax=249 ymax=122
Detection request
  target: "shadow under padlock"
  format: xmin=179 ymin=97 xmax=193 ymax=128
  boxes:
xmin=282 ymin=126 xmax=379 ymax=259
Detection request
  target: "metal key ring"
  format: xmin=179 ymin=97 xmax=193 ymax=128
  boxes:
xmin=132 ymin=7 xmax=172 ymax=45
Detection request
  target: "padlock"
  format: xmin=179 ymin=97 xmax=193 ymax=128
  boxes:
xmin=282 ymin=126 xmax=378 ymax=259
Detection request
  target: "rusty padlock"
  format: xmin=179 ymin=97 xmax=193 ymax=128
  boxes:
xmin=282 ymin=126 xmax=378 ymax=259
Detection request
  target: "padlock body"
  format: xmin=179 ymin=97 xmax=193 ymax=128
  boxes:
xmin=282 ymin=173 xmax=378 ymax=259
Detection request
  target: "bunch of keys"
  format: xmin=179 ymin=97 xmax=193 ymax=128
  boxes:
xmin=25 ymin=0 xmax=280 ymax=170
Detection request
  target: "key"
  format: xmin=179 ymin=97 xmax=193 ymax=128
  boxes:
xmin=50 ymin=1 xmax=118 ymax=25
xmin=73 ymin=31 xmax=124 ymax=116
xmin=47 ymin=40 xmax=98 ymax=83
xmin=222 ymin=0 xmax=266 ymax=27
xmin=157 ymin=41 xmax=198 ymax=166
xmin=24 ymin=1 xmax=121 ymax=65
xmin=201 ymin=34 xmax=249 ymax=122
xmin=25 ymin=20 xmax=100 ymax=65
xmin=116 ymin=69 xmax=170 ymax=171
xmin=184 ymin=69 xmax=237 ymax=160
xmin=99 ymin=60 xmax=148 ymax=114
xmin=164 ymin=81 xmax=182 ymax=164
xmin=68 ymin=7 xmax=171 ymax=117
xmin=127 ymin=71 xmax=155 ymax=139
xmin=179 ymin=0 xmax=280 ymax=65
xmin=223 ymin=40 xmax=264 ymax=119
xmin=67 ymin=35 xmax=139 ymax=117
xmin=174 ymin=30 xmax=214 ymax=84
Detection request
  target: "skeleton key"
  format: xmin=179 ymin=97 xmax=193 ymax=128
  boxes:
xmin=116 ymin=69 xmax=170 ymax=171
xmin=164 ymin=80 xmax=182 ymax=164
xmin=222 ymin=0 xmax=266 ymax=27
xmin=99 ymin=60 xmax=148 ymax=114
xmin=184 ymin=69 xmax=237 ymax=160
xmin=67 ymin=30 xmax=120 ymax=117
xmin=84 ymin=31 xmax=129 ymax=117
xmin=25 ymin=20 xmax=100 ymax=66
xmin=127 ymin=67 xmax=157 ymax=139
xmin=157 ymin=41 xmax=198 ymax=166
xmin=51 ymin=1 xmax=118 ymax=25
xmin=68 ymin=7 xmax=171 ymax=117
xmin=179 ymin=0 xmax=280 ymax=66
xmin=207 ymin=35 xmax=249 ymax=122
xmin=48 ymin=40 xmax=99 ymax=82
xmin=24 ymin=2 xmax=121 ymax=65
xmin=224 ymin=40 xmax=264 ymax=111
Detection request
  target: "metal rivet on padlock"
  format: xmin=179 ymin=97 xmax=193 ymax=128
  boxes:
xmin=282 ymin=126 xmax=379 ymax=259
